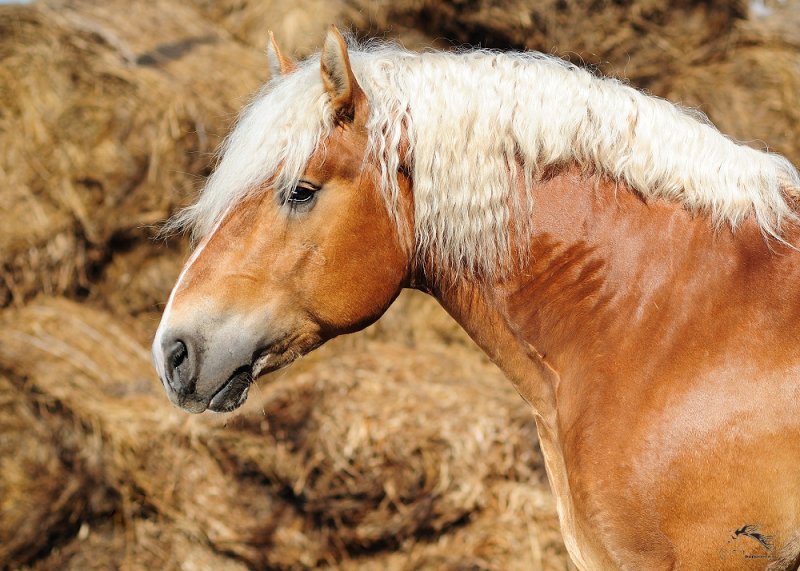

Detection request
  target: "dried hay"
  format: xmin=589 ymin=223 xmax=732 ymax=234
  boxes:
xmin=206 ymin=341 xmax=544 ymax=549
xmin=185 ymin=0 xmax=800 ymax=175
xmin=191 ymin=0 xmax=348 ymax=56
xmin=89 ymin=240 xmax=185 ymax=319
xmin=3 ymin=0 xmax=797 ymax=316
xmin=0 ymin=298 xmax=561 ymax=568
xmin=341 ymin=289 xmax=478 ymax=354
xmin=24 ymin=518 xmax=250 ymax=571
xmin=342 ymin=483 xmax=570 ymax=571
xmin=189 ymin=0 xmax=452 ymax=55
xmin=0 ymin=299 xmax=304 ymax=568
xmin=662 ymin=45 xmax=800 ymax=165
xmin=0 ymin=1 xmax=263 ymax=307
xmin=5 ymin=1 xmax=800 ymax=569
xmin=654 ymin=2 xmax=800 ymax=166
xmin=190 ymin=0 xmax=748 ymax=65
xmin=345 ymin=0 xmax=747 ymax=84
xmin=0 ymin=374 xmax=112 ymax=566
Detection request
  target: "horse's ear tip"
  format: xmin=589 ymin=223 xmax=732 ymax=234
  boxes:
xmin=267 ymin=32 xmax=297 ymax=76
xmin=320 ymin=24 xmax=363 ymax=119
xmin=324 ymin=25 xmax=346 ymax=47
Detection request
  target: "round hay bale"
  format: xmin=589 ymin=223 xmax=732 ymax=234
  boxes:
xmin=652 ymin=4 xmax=800 ymax=166
xmin=0 ymin=1 xmax=263 ymax=307
xmin=0 ymin=299 xmax=317 ymax=567
xmin=0 ymin=297 xmax=560 ymax=568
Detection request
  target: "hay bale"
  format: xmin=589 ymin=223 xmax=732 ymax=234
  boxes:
xmin=0 ymin=299 xmax=308 ymax=567
xmin=653 ymin=2 xmax=800 ymax=166
xmin=0 ymin=298 xmax=557 ymax=568
xmin=0 ymin=1 xmax=263 ymax=307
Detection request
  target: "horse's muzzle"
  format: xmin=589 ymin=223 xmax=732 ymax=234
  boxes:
xmin=153 ymin=307 xmax=280 ymax=413
xmin=154 ymin=332 xmax=207 ymax=413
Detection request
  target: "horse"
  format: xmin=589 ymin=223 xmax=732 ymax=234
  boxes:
xmin=152 ymin=27 xmax=800 ymax=570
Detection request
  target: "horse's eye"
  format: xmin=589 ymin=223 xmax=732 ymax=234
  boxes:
xmin=287 ymin=184 xmax=317 ymax=205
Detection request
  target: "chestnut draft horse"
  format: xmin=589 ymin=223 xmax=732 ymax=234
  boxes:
xmin=153 ymin=27 xmax=800 ymax=570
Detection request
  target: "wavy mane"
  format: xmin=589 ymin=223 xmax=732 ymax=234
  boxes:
xmin=172 ymin=41 xmax=800 ymax=276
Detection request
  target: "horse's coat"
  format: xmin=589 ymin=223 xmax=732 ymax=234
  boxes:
xmin=153 ymin=28 xmax=800 ymax=569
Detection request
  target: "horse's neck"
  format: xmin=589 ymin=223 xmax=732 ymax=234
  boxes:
xmin=430 ymin=167 xmax=781 ymax=408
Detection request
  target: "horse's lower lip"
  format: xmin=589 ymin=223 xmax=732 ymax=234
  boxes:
xmin=208 ymin=368 xmax=253 ymax=412
xmin=205 ymin=346 xmax=306 ymax=413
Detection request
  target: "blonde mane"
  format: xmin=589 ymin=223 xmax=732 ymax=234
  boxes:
xmin=174 ymin=41 xmax=800 ymax=276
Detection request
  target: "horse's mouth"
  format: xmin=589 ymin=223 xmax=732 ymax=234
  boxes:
xmin=208 ymin=366 xmax=253 ymax=412
xmin=206 ymin=348 xmax=306 ymax=413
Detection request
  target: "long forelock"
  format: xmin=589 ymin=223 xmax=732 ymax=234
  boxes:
xmin=166 ymin=56 xmax=333 ymax=240
xmin=174 ymin=41 xmax=800 ymax=277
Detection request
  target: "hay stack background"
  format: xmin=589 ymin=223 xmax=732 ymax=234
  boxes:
xmin=0 ymin=0 xmax=263 ymax=309
xmin=0 ymin=298 xmax=564 ymax=569
xmin=1 ymin=0 xmax=799 ymax=569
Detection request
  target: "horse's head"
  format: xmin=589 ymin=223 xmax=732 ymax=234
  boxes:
xmin=152 ymin=28 xmax=413 ymax=413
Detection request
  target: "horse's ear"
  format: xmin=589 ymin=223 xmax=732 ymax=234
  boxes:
xmin=320 ymin=25 xmax=365 ymax=122
xmin=266 ymin=31 xmax=296 ymax=77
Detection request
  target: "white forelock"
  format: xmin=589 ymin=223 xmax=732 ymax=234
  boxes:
xmin=173 ymin=42 xmax=800 ymax=277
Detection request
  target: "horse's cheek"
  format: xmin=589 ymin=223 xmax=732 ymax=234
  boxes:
xmin=303 ymin=240 xmax=404 ymax=332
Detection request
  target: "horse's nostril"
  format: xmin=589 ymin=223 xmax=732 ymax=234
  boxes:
xmin=171 ymin=340 xmax=188 ymax=370
xmin=163 ymin=338 xmax=194 ymax=395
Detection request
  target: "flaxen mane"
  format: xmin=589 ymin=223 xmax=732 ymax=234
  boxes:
xmin=173 ymin=41 xmax=800 ymax=277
